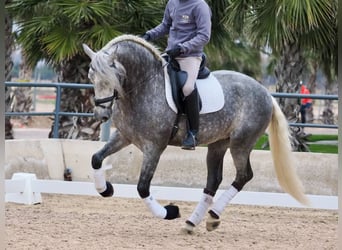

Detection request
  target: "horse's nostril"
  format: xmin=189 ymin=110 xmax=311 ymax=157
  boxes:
xmin=94 ymin=108 xmax=110 ymax=122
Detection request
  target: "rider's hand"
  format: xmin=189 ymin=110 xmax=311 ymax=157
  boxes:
xmin=166 ymin=45 xmax=183 ymax=58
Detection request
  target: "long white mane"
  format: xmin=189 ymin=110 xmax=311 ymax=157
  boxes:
xmin=101 ymin=34 xmax=164 ymax=63
xmin=88 ymin=34 xmax=164 ymax=99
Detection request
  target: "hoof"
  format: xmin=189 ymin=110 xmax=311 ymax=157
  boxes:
xmin=206 ymin=214 xmax=221 ymax=232
xmin=181 ymin=220 xmax=195 ymax=235
xmin=99 ymin=181 xmax=114 ymax=197
xmin=164 ymin=204 xmax=180 ymax=220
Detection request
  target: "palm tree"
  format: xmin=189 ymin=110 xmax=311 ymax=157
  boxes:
xmin=12 ymin=51 xmax=34 ymax=125
xmin=226 ymin=0 xmax=337 ymax=151
xmin=5 ymin=0 xmax=14 ymax=139
xmin=206 ymin=0 xmax=262 ymax=78
xmin=227 ymin=0 xmax=337 ymax=116
xmin=6 ymin=0 xmax=165 ymax=140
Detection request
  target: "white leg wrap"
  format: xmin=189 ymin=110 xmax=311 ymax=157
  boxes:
xmin=188 ymin=193 xmax=213 ymax=226
xmin=93 ymin=164 xmax=112 ymax=193
xmin=143 ymin=195 xmax=167 ymax=219
xmin=211 ymin=185 xmax=238 ymax=217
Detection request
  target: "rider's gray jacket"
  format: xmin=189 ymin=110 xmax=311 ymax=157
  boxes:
xmin=146 ymin=0 xmax=211 ymax=57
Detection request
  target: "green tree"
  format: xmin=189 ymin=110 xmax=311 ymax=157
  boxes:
xmin=12 ymin=52 xmax=34 ymax=125
xmin=206 ymin=0 xmax=262 ymax=78
xmin=6 ymin=0 xmax=165 ymax=139
xmin=227 ymin=0 xmax=337 ymax=116
xmin=227 ymin=0 xmax=337 ymax=151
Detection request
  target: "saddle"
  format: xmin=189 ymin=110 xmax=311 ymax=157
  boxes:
xmin=164 ymin=54 xmax=211 ymax=139
xmin=165 ymin=53 xmax=210 ymax=114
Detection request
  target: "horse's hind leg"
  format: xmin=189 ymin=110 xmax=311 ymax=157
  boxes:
xmin=207 ymin=145 xmax=253 ymax=231
xmin=183 ymin=139 xmax=229 ymax=233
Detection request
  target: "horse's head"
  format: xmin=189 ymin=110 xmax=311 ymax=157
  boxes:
xmin=83 ymin=43 xmax=126 ymax=122
xmin=83 ymin=35 xmax=164 ymax=122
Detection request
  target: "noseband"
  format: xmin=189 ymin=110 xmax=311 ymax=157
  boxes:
xmin=94 ymin=90 xmax=119 ymax=109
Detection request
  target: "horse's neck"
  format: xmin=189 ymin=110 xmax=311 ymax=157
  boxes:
xmin=120 ymin=57 xmax=164 ymax=96
xmin=127 ymin=69 xmax=164 ymax=99
xmin=112 ymin=41 xmax=165 ymax=100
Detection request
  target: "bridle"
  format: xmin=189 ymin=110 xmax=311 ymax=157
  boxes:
xmin=93 ymin=90 xmax=119 ymax=109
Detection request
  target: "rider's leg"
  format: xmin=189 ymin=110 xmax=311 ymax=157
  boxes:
xmin=182 ymin=89 xmax=200 ymax=149
xmin=177 ymin=56 xmax=202 ymax=150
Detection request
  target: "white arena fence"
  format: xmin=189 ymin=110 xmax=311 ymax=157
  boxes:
xmin=5 ymin=173 xmax=337 ymax=210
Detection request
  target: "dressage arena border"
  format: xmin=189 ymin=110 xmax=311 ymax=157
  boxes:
xmin=4 ymin=174 xmax=337 ymax=210
xmin=5 ymin=139 xmax=338 ymax=209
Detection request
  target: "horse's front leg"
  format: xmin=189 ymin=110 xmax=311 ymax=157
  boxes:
xmin=138 ymin=147 xmax=180 ymax=220
xmin=92 ymin=130 xmax=130 ymax=197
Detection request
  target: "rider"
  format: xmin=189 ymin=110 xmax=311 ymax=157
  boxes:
xmin=142 ymin=0 xmax=212 ymax=150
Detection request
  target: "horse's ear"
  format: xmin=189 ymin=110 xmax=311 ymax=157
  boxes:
xmin=83 ymin=44 xmax=95 ymax=59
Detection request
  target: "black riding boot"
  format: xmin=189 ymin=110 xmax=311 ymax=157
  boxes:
xmin=182 ymin=88 xmax=200 ymax=150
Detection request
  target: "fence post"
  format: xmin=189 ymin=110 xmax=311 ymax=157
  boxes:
xmin=53 ymin=84 xmax=62 ymax=138
xmin=100 ymin=119 xmax=111 ymax=141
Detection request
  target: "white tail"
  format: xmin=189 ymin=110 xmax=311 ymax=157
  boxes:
xmin=267 ymin=97 xmax=310 ymax=206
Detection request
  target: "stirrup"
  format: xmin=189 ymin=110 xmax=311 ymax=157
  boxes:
xmin=181 ymin=131 xmax=197 ymax=150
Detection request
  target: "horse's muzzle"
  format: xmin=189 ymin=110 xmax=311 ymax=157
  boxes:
xmin=94 ymin=107 xmax=111 ymax=122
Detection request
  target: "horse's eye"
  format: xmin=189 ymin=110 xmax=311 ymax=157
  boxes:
xmin=100 ymin=81 xmax=109 ymax=88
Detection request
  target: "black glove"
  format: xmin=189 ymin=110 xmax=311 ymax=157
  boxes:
xmin=141 ymin=33 xmax=151 ymax=41
xmin=166 ymin=45 xmax=183 ymax=58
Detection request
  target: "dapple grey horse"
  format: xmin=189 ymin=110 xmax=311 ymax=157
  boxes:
xmin=83 ymin=35 xmax=308 ymax=233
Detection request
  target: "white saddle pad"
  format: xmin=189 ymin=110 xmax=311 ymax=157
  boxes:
xmin=165 ymin=68 xmax=224 ymax=114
